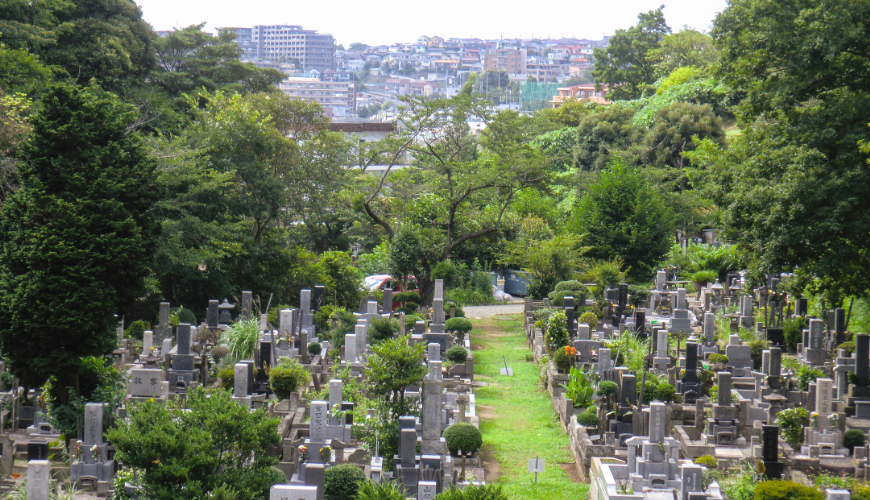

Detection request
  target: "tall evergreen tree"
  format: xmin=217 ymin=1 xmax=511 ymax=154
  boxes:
xmin=0 ymin=83 xmax=159 ymax=397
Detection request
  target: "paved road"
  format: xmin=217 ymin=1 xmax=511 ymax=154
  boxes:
xmin=463 ymin=303 xmax=524 ymax=318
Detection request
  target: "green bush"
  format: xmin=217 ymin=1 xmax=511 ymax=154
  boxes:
xmin=467 ymin=271 xmax=494 ymax=295
xmin=404 ymin=314 xmax=423 ymax=332
xmin=691 ymin=270 xmax=719 ymax=285
xmin=553 ymin=345 xmax=575 ymax=374
xmin=598 ymin=380 xmax=618 ymax=398
xmin=436 ymin=484 xmax=508 ymax=500
xmin=545 ymin=311 xmax=569 ymax=357
xmin=443 ymin=422 xmax=483 ymax=456
xmin=324 ymin=463 xmax=366 ymax=500
xmin=577 ymin=407 xmax=599 ymax=427
xmin=549 ymin=281 xmax=589 ymax=305
xmin=445 ymin=346 xmax=468 ymax=364
xmin=397 ymin=306 xmax=418 ymax=316
xmin=694 ymin=455 xmax=718 ymax=468
xmin=446 ymin=318 xmax=473 ymax=341
xmin=394 ymin=291 xmax=421 ymax=305
xmin=269 ymin=358 xmax=309 ymax=400
xmin=555 ymin=280 xmax=587 ymax=293
xmin=432 ymin=260 xmax=461 ymax=290
xmin=220 ymin=318 xmax=260 ymax=366
xmin=782 ymin=316 xmax=807 ymax=351
xmin=795 ymin=365 xmax=824 ymax=391
xmin=326 ymin=308 xmax=359 ymax=346
xmin=753 ymin=480 xmax=823 ymax=500
xmin=445 ymin=301 xmax=465 ymax=318
xmin=748 ymin=339 xmax=769 ymax=370
xmin=579 ymin=312 xmax=598 ymax=330
xmin=563 ymin=366 xmax=595 ymax=407
xmin=124 ymin=320 xmax=149 ymax=340
xmin=655 ymin=383 xmax=676 ymax=403
xmin=356 ymin=480 xmax=407 ymax=500
xmin=627 ymin=285 xmax=650 ymax=308
xmin=370 ymin=317 xmax=399 ymax=343
xmin=171 ymin=306 xmax=197 ymax=326
xmin=217 ymin=365 xmax=235 ymax=391
xmin=308 ymin=342 xmax=322 ymax=356
xmin=845 ymin=428 xmax=866 ymax=452
xmin=708 ymin=353 xmax=729 ymax=364
xmin=549 ymin=289 xmax=581 ymax=306
xmin=775 ymin=407 xmax=809 ymax=450
xmin=837 ymin=341 xmax=856 ymax=355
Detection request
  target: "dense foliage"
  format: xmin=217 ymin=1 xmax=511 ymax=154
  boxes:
xmin=108 ymin=389 xmax=283 ymax=500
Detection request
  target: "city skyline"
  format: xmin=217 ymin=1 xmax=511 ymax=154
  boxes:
xmin=135 ymin=0 xmax=728 ymax=46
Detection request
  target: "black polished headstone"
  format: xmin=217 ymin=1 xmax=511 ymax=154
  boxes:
xmin=617 ymin=284 xmax=628 ymax=308
xmin=684 ymin=342 xmax=699 ymax=383
xmin=27 ymin=442 xmax=49 ymax=461
xmin=635 ymin=311 xmax=646 ymax=337
xmin=856 ymin=334 xmax=869 ymax=385
xmin=762 ymin=425 xmax=779 ymax=462
xmin=796 ymin=297 xmax=808 ymax=317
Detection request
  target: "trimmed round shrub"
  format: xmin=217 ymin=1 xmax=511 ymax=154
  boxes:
xmin=446 ymin=317 xmax=473 ymax=343
xmin=269 ymin=358 xmax=309 ymax=400
xmin=655 ymin=384 xmax=676 ymax=403
xmin=597 ymin=380 xmax=618 ymax=398
xmin=308 ymin=342 xmax=322 ymax=355
xmin=579 ymin=312 xmax=598 ymax=331
xmin=555 ymin=280 xmax=586 ymax=292
xmin=171 ymin=306 xmax=197 ymax=326
xmin=445 ymin=346 xmax=468 ymax=364
xmin=553 ymin=345 xmax=575 ymax=374
xmin=397 ymin=306 xmax=418 ymax=316
xmin=708 ymin=353 xmax=729 ymax=365
xmin=549 ymin=289 xmax=578 ymax=307
xmin=445 ymin=317 xmax=473 ymax=335
xmin=694 ymin=455 xmax=717 ymax=468
xmin=443 ymin=422 xmax=482 ymax=456
xmin=577 ymin=408 xmax=599 ymax=427
xmin=217 ymin=365 xmax=235 ymax=391
xmin=124 ymin=320 xmax=148 ymax=340
xmin=753 ymin=479 xmax=823 ymax=500
xmin=845 ymin=428 xmax=866 ymax=453
xmin=370 ymin=316 xmax=399 ymax=343
xmin=323 ymin=463 xmax=366 ymax=500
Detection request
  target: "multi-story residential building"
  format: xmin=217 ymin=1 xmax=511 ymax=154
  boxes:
xmin=220 ymin=25 xmax=335 ymax=72
xmin=483 ymin=48 xmax=527 ymax=73
xmin=550 ymin=83 xmax=609 ymax=107
xmin=280 ymin=78 xmax=356 ymax=117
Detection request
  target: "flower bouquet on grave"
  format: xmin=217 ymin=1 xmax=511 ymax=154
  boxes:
xmin=298 ymin=445 xmax=308 ymax=463
xmin=320 ymin=445 xmax=332 ymax=462
xmin=811 ymin=412 xmax=819 ymax=429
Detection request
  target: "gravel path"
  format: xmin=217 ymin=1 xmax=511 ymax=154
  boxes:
xmin=463 ymin=303 xmax=524 ymax=318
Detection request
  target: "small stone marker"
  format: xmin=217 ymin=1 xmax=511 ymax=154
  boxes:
xmin=27 ymin=459 xmax=50 ymax=500
xmin=528 ymin=456 xmax=545 ymax=483
xmin=500 ymin=355 xmax=513 ymax=376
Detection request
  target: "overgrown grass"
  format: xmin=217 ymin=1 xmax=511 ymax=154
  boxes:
xmin=472 ymin=314 xmax=590 ymax=500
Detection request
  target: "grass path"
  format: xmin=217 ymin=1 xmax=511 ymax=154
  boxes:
xmin=472 ymin=313 xmax=590 ymax=500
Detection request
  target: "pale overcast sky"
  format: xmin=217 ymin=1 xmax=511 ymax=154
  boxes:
xmin=134 ymin=0 xmax=728 ymax=46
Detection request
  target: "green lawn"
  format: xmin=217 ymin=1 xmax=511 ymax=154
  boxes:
xmin=472 ymin=314 xmax=590 ymax=500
